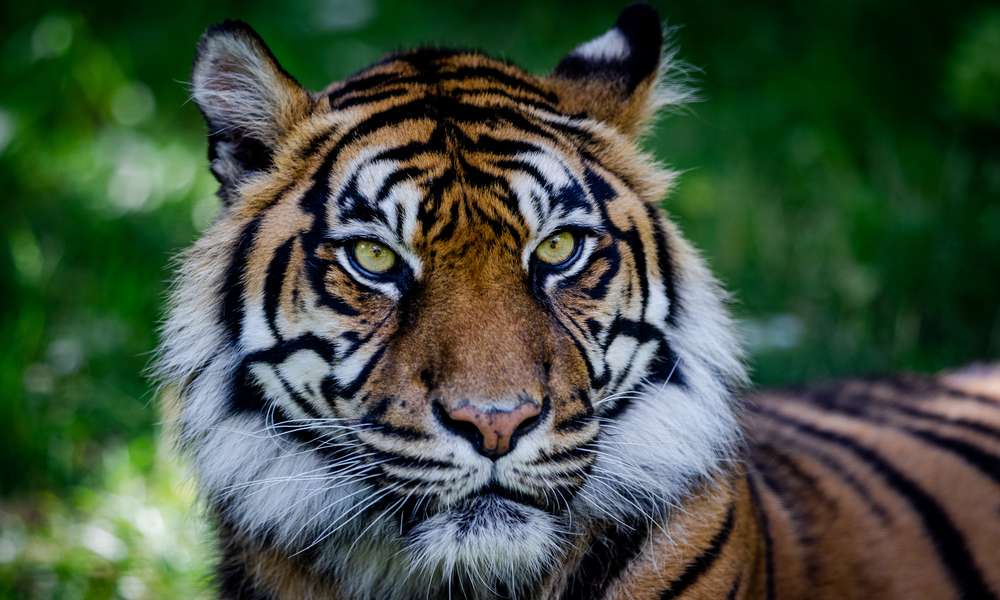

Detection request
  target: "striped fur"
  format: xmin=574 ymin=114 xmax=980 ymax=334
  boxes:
xmin=157 ymin=5 xmax=1000 ymax=599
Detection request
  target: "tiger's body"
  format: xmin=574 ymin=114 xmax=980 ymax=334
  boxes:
xmin=739 ymin=370 xmax=1000 ymax=600
xmin=157 ymin=5 xmax=1000 ymax=599
xmin=208 ymin=370 xmax=1000 ymax=599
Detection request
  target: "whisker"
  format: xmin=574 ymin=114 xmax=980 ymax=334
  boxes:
xmin=294 ymin=481 xmax=407 ymax=557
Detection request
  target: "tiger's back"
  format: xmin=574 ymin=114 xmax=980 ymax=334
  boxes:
xmin=744 ymin=367 xmax=1000 ymax=599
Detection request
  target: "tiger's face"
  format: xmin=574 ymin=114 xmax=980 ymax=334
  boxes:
xmin=160 ymin=6 xmax=745 ymax=597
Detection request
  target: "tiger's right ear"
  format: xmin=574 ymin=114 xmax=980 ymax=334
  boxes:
xmin=547 ymin=4 xmax=691 ymax=139
xmin=192 ymin=21 xmax=312 ymax=201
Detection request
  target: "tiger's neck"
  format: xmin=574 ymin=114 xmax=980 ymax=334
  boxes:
xmin=215 ymin=470 xmax=767 ymax=600
xmin=541 ymin=469 xmax=766 ymax=600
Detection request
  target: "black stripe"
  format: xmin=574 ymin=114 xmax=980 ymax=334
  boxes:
xmin=553 ymin=407 xmax=595 ymax=433
xmin=619 ymin=217 xmax=650 ymax=318
xmin=800 ymin=389 xmax=1000 ymax=486
xmin=216 ymin=538 xmax=277 ymax=600
xmin=242 ymin=333 xmax=338 ymax=366
xmin=645 ymin=339 xmax=685 ymax=389
xmin=303 ymin=244 xmax=363 ymax=317
xmin=221 ymin=216 xmax=262 ymax=342
xmin=531 ymin=442 xmax=594 ymax=466
xmin=371 ymin=421 xmax=431 ymax=442
xmin=359 ymin=397 xmax=430 ymax=442
xmin=331 ymin=344 xmax=387 ymax=399
xmin=546 ymin=306 xmax=600 ymax=388
xmin=645 ymin=205 xmax=680 ymax=326
xmin=753 ymin=425 xmax=892 ymax=523
xmin=229 ymin=334 xmax=340 ymax=416
xmin=371 ymin=140 xmax=435 ymax=164
xmin=725 ymin=574 xmax=742 ymax=600
xmin=559 ymin=519 xmax=650 ymax=600
xmin=375 ymin=166 xmax=423 ymax=204
xmin=438 ymin=65 xmax=558 ymax=102
xmin=890 ymin=375 xmax=1000 ymax=409
xmin=751 ymin=446 xmax=821 ymax=581
xmin=938 ymin=382 xmax=1000 ymax=408
xmin=375 ymin=59 xmax=558 ymax=103
xmin=580 ymin=243 xmax=620 ymax=301
xmin=468 ymin=134 xmax=545 ymax=158
xmin=331 ymin=87 xmax=413 ymax=109
xmin=757 ymin=406 xmax=995 ymax=599
xmin=263 ymin=237 xmax=295 ymax=340
xmin=752 ymin=443 xmax=833 ymax=513
xmin=328 ymin=72 xmax=402 ymax=102
xmin=355 ymin=440 xmax=454 ymax=471
xmin=746 ymin=474 xmax=776 ymax=600
xmin=331 ymin=61 xmax=559 ymax=105
xmin=230 ymin=359 xmax=271 ymax=414
xmin=451 ymin=86 xmax=558 ymax=112
xmin=871 ymin=396 xmax=1000 ymax=443
xmin=580 ymin=174 xmax=689 ymax=401
xmin=272 ymin=366 xmax=323 ymax=420
xmin=903 ymin=426 xmax=1000 ymax=486
xmin=659 ymin=505 xmax=735 ymax=599
xmin=298 ymin=126 xmax=337 ymax=160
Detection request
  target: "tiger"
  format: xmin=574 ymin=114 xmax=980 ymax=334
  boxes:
xmin=155 ymin=3 xmax=1000 ymax=599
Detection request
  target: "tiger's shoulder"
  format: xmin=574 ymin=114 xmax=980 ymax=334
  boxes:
xmin=742 ymin=364 xmax=1000 ymax=599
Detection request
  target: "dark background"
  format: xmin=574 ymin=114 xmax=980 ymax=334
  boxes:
xmin=1 ymin=0 xmax=998 ymax=596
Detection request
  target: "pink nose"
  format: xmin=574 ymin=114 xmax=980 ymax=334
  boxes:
xmin=441 ymin=401 xmax=542 ymax=458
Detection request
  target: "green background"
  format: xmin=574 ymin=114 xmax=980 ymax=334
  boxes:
xmin=2 ymin=0 xmax=998 ymax=597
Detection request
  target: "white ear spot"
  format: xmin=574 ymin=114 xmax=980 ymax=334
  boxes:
xmin=573 ymin=28 xmax=630 ymax=62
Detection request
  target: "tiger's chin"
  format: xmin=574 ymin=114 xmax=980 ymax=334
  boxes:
xmin=402 ymin=494 xmax=566 ymax=593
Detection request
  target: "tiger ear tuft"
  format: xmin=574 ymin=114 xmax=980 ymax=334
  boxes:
xmin=192 ymin=20 xmax=312 ymax=201
xmin=548 ymin=4 xmax=692 ymax=137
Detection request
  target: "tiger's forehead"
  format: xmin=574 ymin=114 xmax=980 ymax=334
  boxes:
xmin=297 ymin=49 xmax=604 ymax=257
xmin=322 ymin=49 xmax=562 ymax=113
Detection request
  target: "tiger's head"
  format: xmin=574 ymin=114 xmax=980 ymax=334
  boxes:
xmin=158 ymin=4 xmax=745 ymax=597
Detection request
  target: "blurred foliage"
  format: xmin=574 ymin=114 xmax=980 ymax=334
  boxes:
xmin=1 ymin=0 xmax=998 ymax=597
xmin=0 ymin=442 xmax=209 ymax=599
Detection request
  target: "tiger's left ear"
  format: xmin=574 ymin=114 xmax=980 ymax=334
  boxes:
xmin=192 ymin=21 xmax=313 ymax=202
xmin=548 ymin=4 xmax=688 ymax=138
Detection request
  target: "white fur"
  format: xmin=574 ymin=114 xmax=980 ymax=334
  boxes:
xmin=192 ymin=32 xmax=297 ymax=142
xmin=272 ymin=349 xmax=338 ymax=417
xmin=578 ymin=230 xmax=746 ymax=522
xmin=405 ymin=501 xmax=564 ymax=594
xmin=573 ymin=28 xmax=630 ymax=61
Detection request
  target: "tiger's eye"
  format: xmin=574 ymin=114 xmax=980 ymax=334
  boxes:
xmin=353 ymin=240 xmax=397 ymax=274
xmin=534 ymin=231 xmax=577 ymax=266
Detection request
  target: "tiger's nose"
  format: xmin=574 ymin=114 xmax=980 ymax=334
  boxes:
xmin=436 ymin=400 xmax=543 ymax=459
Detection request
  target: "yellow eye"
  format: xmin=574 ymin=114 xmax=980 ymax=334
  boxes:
xmin=534 ymin=231 xmax=577 ymax=266
xmin=352 ymin=240 xmax=397 ymax=274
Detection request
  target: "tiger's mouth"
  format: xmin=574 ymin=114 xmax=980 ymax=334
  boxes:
xmin=394 ymin=480 xmax=566 ymax=539
xmin=447 ymin=491 xmax=538 ymax=529
xmin=464 ymin=482 xmax=555 ymax=513
xmin=416 ymin=487 xmax=557 ymax=544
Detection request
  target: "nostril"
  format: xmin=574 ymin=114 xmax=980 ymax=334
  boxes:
xmin=512 ymin=394 xmax=548 ymax=438
xmin=435 ymin=399 xmax=545 ymax=459
xmin=514 ymin=412 xmax=541 ymax=438
xmin=433 ymin=401 xmax=484 ymax=448
xmin=419 ymin=368 xmax=435 ymax=390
